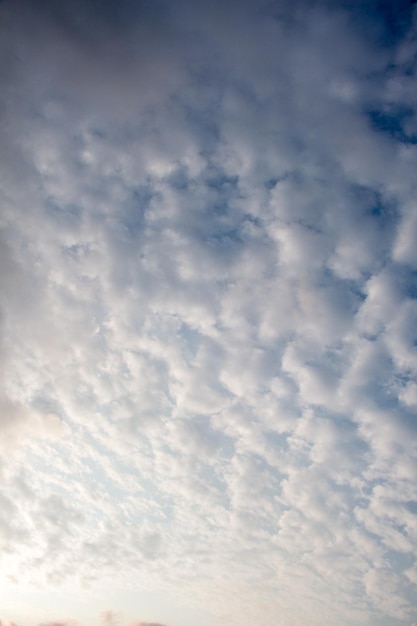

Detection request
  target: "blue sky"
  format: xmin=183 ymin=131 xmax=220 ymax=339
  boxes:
xmin=1 ymin=1 xmax=417 ymax=625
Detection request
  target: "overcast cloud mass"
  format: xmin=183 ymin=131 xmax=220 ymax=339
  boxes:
xmin=1 ymin=0 xmax=417 ymax=625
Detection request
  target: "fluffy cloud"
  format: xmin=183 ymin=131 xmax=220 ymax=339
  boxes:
xmin=1 ymin=1 xmax=417 ymax=626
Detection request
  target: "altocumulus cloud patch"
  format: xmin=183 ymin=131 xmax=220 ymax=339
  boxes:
xmin=1 ymin=1 xmax=417 ymax=626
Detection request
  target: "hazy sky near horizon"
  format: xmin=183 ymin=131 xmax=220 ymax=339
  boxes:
xmin=1 ymin=1 xmax=417 ymax=625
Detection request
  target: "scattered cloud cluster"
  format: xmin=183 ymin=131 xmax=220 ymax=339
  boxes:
xmin=1 ymin=1 xmax=417 ymax=626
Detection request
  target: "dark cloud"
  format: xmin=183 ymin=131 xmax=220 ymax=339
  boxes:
xmin=325 ymin=0 xmax=417 ymax=46
xmin=0 ymin=0 xmax=186 ymax=122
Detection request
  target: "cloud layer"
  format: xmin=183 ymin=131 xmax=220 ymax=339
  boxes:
xmin=1 ymin=1 xmax=417 ymax=625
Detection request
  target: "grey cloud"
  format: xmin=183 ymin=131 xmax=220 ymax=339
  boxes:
xmin=0 ymin=0 xmax=186 ymax=125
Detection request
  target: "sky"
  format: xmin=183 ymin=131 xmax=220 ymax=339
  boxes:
xmin=1 ymin=0 xmax=417 ymax=625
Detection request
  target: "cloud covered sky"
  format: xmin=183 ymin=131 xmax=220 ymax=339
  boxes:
xmin=1 ymin=0 xmax=417 ymax=625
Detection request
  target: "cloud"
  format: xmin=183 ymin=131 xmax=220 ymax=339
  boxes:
xmin=1 ymin=0 xmax=417 ymax=626
xmin=100 ymin=613 xmax=118 ymax=626
xmin=39 ymin=622 xmax=78 ymax=626
xmin=131 ymin=623 xmax=167 ymax=626
xmin=1 ymin=615 xmax=168 ymax=626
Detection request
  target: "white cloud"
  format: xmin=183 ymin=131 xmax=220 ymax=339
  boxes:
xmin=1 ymin=1 xmax=417 ymax=626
